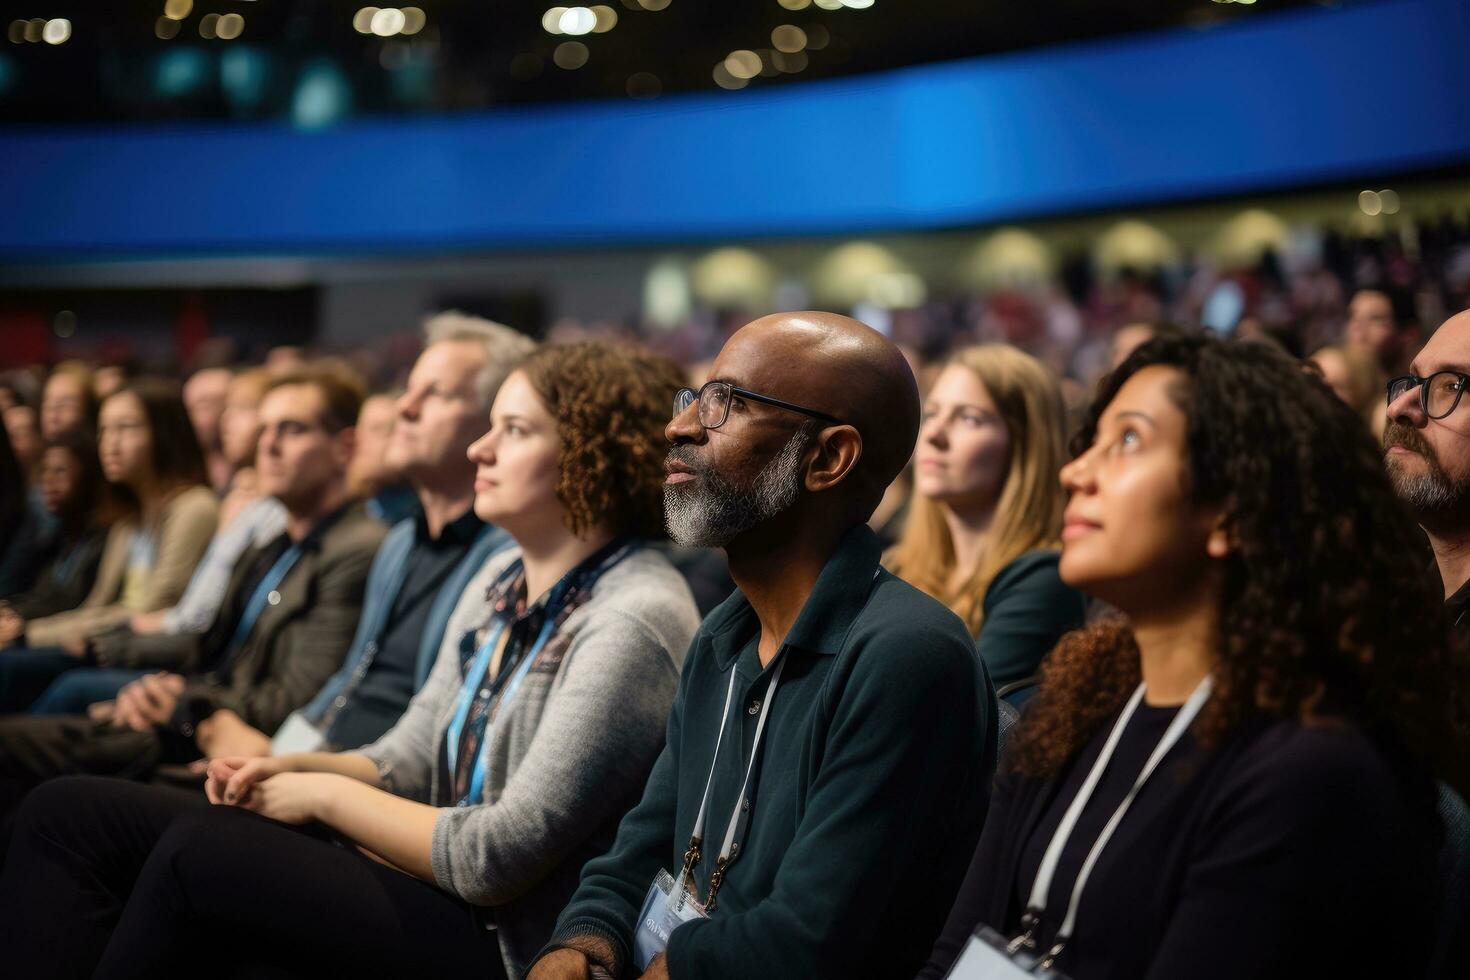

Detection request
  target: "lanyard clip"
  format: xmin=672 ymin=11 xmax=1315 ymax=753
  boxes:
xmin=1039 ymin=941 xmax=1066 ymax=970
xmin=704 ymin=856 xmax=730 ymax=913
xmin=1006 ymin=911 xmax=1041 ymax=955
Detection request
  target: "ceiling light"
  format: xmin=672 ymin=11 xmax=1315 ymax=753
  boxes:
xmin=777 ymin=0 xmax=811 ymax=8
xmin=771 ymin=25 xmax=806 ymax=52
xmin=842 ymin=0 xmax=874 ymax=7
xmin=712 ymin=61 xmax=747 ymax=90
xmin=1357 ymin=190 xmax=1382 ymax=216
xmin=804 ymin=23 xmax=829 ymax=49
xmin=216 ymin=12 xmax=243 ymax=39
xmin=155 ymin=15 xmax=181 ymax=38
xmin=638 ymin=0 xmax=671 ymax=10
xmin=542 ymin=7 xmax=568 ymax=33
xmin=41 ymin=17 xmax=69 ymax=44
xmin=164 ymin=0 xmax=193 ymax=20
xmin=199 ymin=12 xmax=219 ymax=38
xmin=772 ymin=48 xmax=807 ymax=73
xmin=553 ymin=40 xmax=589 ymax=68
xmin=724 ymin=49 xmax=762 ymax=80
xmin=7 ymin=20 xmax=25 ymax=44
xmin=814 ymin=0 xmax=843 ymax=9
xmin=400 ymin=7 xmax=426 ymax=34
xmin=558 ymin=6 xmax=596 ymax=35
xmin=353 ymin=7 xmax=378 ymax=33
xmin=24 ymin=18 xmax=44 ymax=42
xmin=591 ymin=5 xmax=618 ymax=31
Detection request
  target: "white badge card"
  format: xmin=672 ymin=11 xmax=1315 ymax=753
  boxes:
xmin=944 ymin=927 xmax=1071 ymax=980
xmin=270 ymin=710 xmax=329 ymax=755
xmin=633 ymin=868 xmax=708 ymax=972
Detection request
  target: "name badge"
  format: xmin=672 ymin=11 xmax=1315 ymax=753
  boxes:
xmin=270 ymin=710 xmax=328 ymax=755
xmin=633 ymin=868 xmax=708 ymax=972
xmin=944 ymin=926 xmax=1072 ymax=980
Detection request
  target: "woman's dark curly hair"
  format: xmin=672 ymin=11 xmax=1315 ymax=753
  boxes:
xmin=520 ymin=341 xmax=684 ymax=540
xmin=1008 ymin=333 xmax=1470 ymax=797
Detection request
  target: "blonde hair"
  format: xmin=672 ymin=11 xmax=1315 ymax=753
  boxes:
xmin=1310 ymin=343 xmax=1385 ymax=429
xmin=886 ymin=345 xmax=1067 ymax=635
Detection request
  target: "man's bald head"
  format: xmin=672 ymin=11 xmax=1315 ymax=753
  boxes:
xmin=715 ymin=311 xmax=919 ymax=509
xmin=1385 ymin=308 xmax=1470 ymax=535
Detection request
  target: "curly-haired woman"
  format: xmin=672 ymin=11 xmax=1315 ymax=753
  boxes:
xmin=0 ymin=342 xmax=702 ymax=980
xmin=919 ymin=333 xmax=1470 ymax=979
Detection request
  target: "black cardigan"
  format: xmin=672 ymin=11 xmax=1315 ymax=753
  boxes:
xmin=919 ymin=711 xmax=1438 ymax=980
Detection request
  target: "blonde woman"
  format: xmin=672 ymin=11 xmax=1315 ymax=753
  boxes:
xmin=1309 ymin=343 xmax=1386 ymax=439
xmin=887 ymin=345 xmax=1085 ymax=701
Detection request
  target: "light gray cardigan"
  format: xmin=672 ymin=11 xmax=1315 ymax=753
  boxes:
xmin=360 ymin=543 xmax=699 ymax=978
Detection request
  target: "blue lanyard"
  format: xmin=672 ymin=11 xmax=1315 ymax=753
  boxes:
xmin=443 ymin=539 xmax=637 ymax=805
xmin=219 ymin=543 xmax=303 ymax=671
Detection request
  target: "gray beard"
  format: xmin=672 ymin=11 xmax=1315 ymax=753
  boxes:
xmin=1387 ymin=458 xmax=1470 ymax=517
xmin=664 ymin=427 xmax=809 ymax=548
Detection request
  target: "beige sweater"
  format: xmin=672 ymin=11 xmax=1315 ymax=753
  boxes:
xmin=25 ymin=485 xmax=219 ymax=649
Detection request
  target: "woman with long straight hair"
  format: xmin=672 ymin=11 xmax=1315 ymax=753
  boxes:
xmin=0 ymin=379 xmax=217 ymax=710
xmin=887 ymin=345 xmax=1086 ymax=698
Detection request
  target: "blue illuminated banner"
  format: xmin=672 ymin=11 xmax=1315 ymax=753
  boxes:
xmin=0 ymin=0 xmax=1466 ymax=258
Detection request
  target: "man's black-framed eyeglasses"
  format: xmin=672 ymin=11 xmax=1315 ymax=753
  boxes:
xmin=1387 ymin=372 xmax=1470 ymax=420
xmin=673 ymin=381 xmax=847 ymax=430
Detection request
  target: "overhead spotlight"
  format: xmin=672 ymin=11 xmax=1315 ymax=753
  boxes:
xmin=401 ymin=7 xmax=426 ymax=33
xmin=591 ymin=5 xmax=618 ymax=31
xmin=164 ymin=0 xmax=193 ymax=20
xmin=7 ymin=20 xmax=25 ymax=44
xmin=155 ymin=15 xmax=182 ymax=38
xmin=842 ymin=0 xmax=874 ymax=7
xmin=804 ymin=23 xmax=829 ymax=48
xmin=558 ymin=6 xmax=596 ymax=35
xmin=724 ymin=49 xmax=762 ymax=79
xmin=39 ymin=19 xmax=65 ymax=45
xmin=638 ymin=0 xmax=671 ymax=10
xmin=370 ymin=7 xmax=405 ymax=36
xmin=216 ymin=12 xmax=243 ymax=39
xmin=542 ymin=6 xmax=568 ymax=33
xmin=1379 ymin=189 xmax=1401 ymax=215
xmin=553 ymin=40 xmax=588 ymax=68
xmin=199 ymin=12 xmax=219 ymax=38
xmin=813 ymin=0 xmax=843 ymax=9
xmin=1358 ymin=190 xmax=1383 ymax=216
xmin=712 ymin=61 xmax=747 ymax=90
xmin=777 ymin=0 xmax=811 ymax=8
xmin=771 ymin=24 xmax=806 ymax=52
xmin=24 ymin=18 xmax=45 ymax=42
xmin=772 ymin=48 xmax=807 ymax=73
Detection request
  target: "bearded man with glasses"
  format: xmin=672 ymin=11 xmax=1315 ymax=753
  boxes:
xmin=529 ymin=312 xmax=995 ymax=980
xmin=1385 ymin=309 xmax=1470 ymax=637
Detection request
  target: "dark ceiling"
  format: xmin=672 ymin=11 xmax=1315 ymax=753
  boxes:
xmin=2 ymin=0 xmax=1328 ymax=125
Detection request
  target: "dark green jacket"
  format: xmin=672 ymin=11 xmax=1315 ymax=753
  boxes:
xmin=977 ymin=549 xmax=1087 ymax=698
xmin=544 ymin=525 xmax=996 ymax=980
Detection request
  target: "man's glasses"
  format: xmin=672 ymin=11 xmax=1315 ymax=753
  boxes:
xmin=673 ymin=381 xmax=846 ymax=430
xmin=1387 ymin=372 xmax=1470 ymax=420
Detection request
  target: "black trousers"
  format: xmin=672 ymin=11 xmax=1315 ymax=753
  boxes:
xmin=0 ymin=776 xmax=505 ymax=979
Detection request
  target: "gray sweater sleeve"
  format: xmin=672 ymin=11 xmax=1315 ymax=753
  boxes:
xmin=429 ymin=605 xmax=687 ymax=907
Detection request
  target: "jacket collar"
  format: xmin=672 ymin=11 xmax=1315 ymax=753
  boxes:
xmin=705 ymin=523 xmax=884 ymax=668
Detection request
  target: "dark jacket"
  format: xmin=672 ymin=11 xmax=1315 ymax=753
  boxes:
xmin=919 ymin=713 xmax=1437 ymax=980
xmin=3 ymin=527 xmax=107 ymax=621
xmin=542 ymin=524 xmax=996 ymax=980
xmin=130 ymin=502 xmax=385 ymax=736
xmin=978 ymin=550 xmax=1087 ymax=699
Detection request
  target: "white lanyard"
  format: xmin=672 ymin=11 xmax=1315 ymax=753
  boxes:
xmin=1018 ymin=675 xmax=1213 ymax=963
xmin=681 ymin=652 xmax=786 ymax=910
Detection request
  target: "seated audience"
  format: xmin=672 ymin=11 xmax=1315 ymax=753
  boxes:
xmin=1310 ymin=342 xmax=1386 ymax=438
xmin=0 ymin=428 xmax=109 ymax=624
xmin=1344 ymin=284 xmax=1420 ymax=376
xmin=888 ymin=345 xmax=1087 ymax=700
xmin=352 ymin=390 xmax=419 ymax=526
xmin=0 ymin=380 xmax=219 ymax=710
xmin=39 ymin=361 xmax=96 ymax=440
xmin=229 ymin=314 xmax=532 ymax=755
xmin=0 ymin=367 xmax=383 ymax=798
xmin=531 ymin=313 xmax=993 ymax=980
xmin=183 ymin=367 xmax=234 ymax=492
xmin=0 ymin=340 xmax=700 ymax=980
xmin=919 ymin=334 xmax=1465 ymax=979
xmin=1384 ymin=309 xmax=1470 ymax=632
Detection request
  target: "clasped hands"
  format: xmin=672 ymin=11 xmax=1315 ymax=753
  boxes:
xmin=92 ymin=672 xmax=185 ymax=732
xmin=204 ymin=755 xmax=339 ymax=826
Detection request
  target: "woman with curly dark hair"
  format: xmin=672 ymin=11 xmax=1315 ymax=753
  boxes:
xmin=0 ymin=341 xmax=703 ymax=980
xmin=920 ymin=333 xmax=1470 ymax=980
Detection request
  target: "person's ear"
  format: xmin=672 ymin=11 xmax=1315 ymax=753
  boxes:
xmin=804 ymin=425 xmax=863 ymax=494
